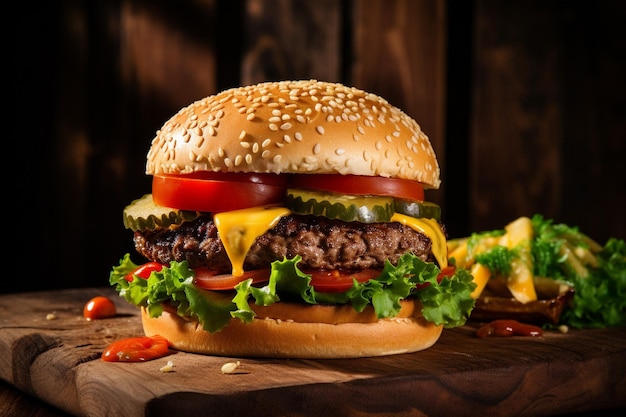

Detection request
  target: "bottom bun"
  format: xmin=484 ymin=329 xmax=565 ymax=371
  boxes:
xmin=141 ymin=301 xmax=443 ymax=359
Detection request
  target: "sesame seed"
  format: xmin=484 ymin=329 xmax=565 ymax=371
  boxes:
xmin=269 ymin=124 xmax=279 ymax=131
xmin=245 ymin=154 xmax=253 ymax=164
xmin=313 ymin=143 xmax=321 ymax=154
xmin=272 ymin=109 xmax=281 ymax=116
xmin=246 ymin=113 xmax=256 ymax=121
xmin=269 ymin=116 xmax=281 ymax=123
xmin=296 ymin=115 xmax=306 ymax=123
xmin=326 ymin=115 xmax=334 ymax=122
xmin=335 ymin=148 xmax=345 ymax=155
xmin=240 ymin=141 xmax=250 ymax=148
xmin=262 ymin=138 xmax=271 ymax=148
xmin=239 ymin=130 xmax=246 ymax=140
xmin=280 ymin=123 xmax=292 ymax=130
xmin=294 ymin=132 xmax=303 ymax=141
xmin=283 ymin=134 xmax=291 ymax=143
xmin=234 ymin=155 xmax=243 ymax=166
xmin=262 ymin=150 xmax=270 ymax=159
xmin=272 ymin=155 xmax=282 ymax=163
xmin=315 ymin=126 xmax=325 ymax=135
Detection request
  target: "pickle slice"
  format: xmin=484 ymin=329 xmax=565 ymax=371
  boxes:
xmin=286 ymin=189 xmax=394 ymax=223
xmin=123 ymin=194 xmax=201 ymax=231
xmin=393 ymin=199 xmax=441 ymax=221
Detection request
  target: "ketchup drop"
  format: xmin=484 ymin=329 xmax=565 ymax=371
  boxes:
xmin=476 ymin=319 xmax=543 ymax=338
xmin=102 ymin=335 xmax=170 ymax=362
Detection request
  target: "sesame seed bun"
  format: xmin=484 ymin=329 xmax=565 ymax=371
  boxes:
xmin=147 ymin=79 xmax=441 ymax=189
xmin=141 ymin=300 xmax=443 ymax=359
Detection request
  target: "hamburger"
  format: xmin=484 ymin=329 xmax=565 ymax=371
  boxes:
xmin=109 ymin=80 xmax=476 ymax=358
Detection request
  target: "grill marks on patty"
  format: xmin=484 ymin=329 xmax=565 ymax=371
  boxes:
xmin=133 ymin=215 xmax=435 ymax=273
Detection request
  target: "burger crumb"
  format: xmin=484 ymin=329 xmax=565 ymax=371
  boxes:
xmin=558 ymin=325 xmax=569 ymax=334
xmin=159 ymin=360 xmax=175 ymax=373
xmin=221 ymin=361 xmax=242 ymax=374
xmin=46 ymin=313 xmax=57 ymax=320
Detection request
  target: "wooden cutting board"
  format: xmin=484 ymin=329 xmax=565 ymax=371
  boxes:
xmin=0 ymin=288 xmax=624 ymax=417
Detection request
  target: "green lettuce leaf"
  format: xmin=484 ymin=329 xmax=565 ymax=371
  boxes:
xmin=110 ymin=252 xmax=476 ymax=333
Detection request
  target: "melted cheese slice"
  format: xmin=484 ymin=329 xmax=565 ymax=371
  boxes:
xmin=214 ymin=206 xmax=291 ymax=277
xmin=390 ymin=213 xmax=448 ymax=268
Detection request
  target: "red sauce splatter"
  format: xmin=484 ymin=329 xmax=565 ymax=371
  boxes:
xmin=476 ymin=319 xmax=543 ymax=338
xmin=102 ymin=335 xmax=170 ymax=362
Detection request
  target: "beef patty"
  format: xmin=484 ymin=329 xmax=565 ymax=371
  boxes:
xmin=133 ymin=215 xmax=435 ymax=273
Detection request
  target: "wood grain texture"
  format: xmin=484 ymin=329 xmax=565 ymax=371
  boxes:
xmin=351 ymin=0 xmax=448 ymax=206
xmin=240 ymin=0 xmax=342 ymax=85
xmin=0 ymin=288 xmax=624 ymax=417
xmin=470 ymin=1 xmax=626 ymax=241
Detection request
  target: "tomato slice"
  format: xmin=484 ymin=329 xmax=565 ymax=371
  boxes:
xmin=194 ymin=267 xmax=380 ymax=292
xmin=438 ymin=265 xmax=456 ymax=280
xmin=307 ymin=269 xmax=381 ymax=293
xmin=290 ymin=174 xmax=424 ymax=202
xmin=101 ymin=335 xmax=170 ymax=362
xmin=193 ymin=268 xmax=270 ymax=290
xmin=152 ymin=172 xmax=288 ymax=212
xmin=415 ymin=265 xmax=456 ymax=290
xmin=125 ymin=262 xmax=164 ymax=282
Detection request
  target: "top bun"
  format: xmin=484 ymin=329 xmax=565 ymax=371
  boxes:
xmin=147 ymin=80 xmax=441 ymax=188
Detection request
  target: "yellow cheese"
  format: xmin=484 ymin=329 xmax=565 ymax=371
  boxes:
xmin=448 ymin=239 xmax=470 ymax=268
xmin=502 ymin=216 xmax=537 ymax=303
xmin=390 ymin=214 xmax=448 ymax=268
xmin=214 ymin=206 xmax=291 ymax=277
xmin=469 ymin=263 xmax=491 ymax=299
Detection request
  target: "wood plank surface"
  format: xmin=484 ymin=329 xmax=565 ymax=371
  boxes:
xmin=0 ymin=288 xmax=624 ymax=417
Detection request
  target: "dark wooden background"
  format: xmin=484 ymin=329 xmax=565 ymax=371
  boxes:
xmin=8 ymin=0 xmax=625 ymax=293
